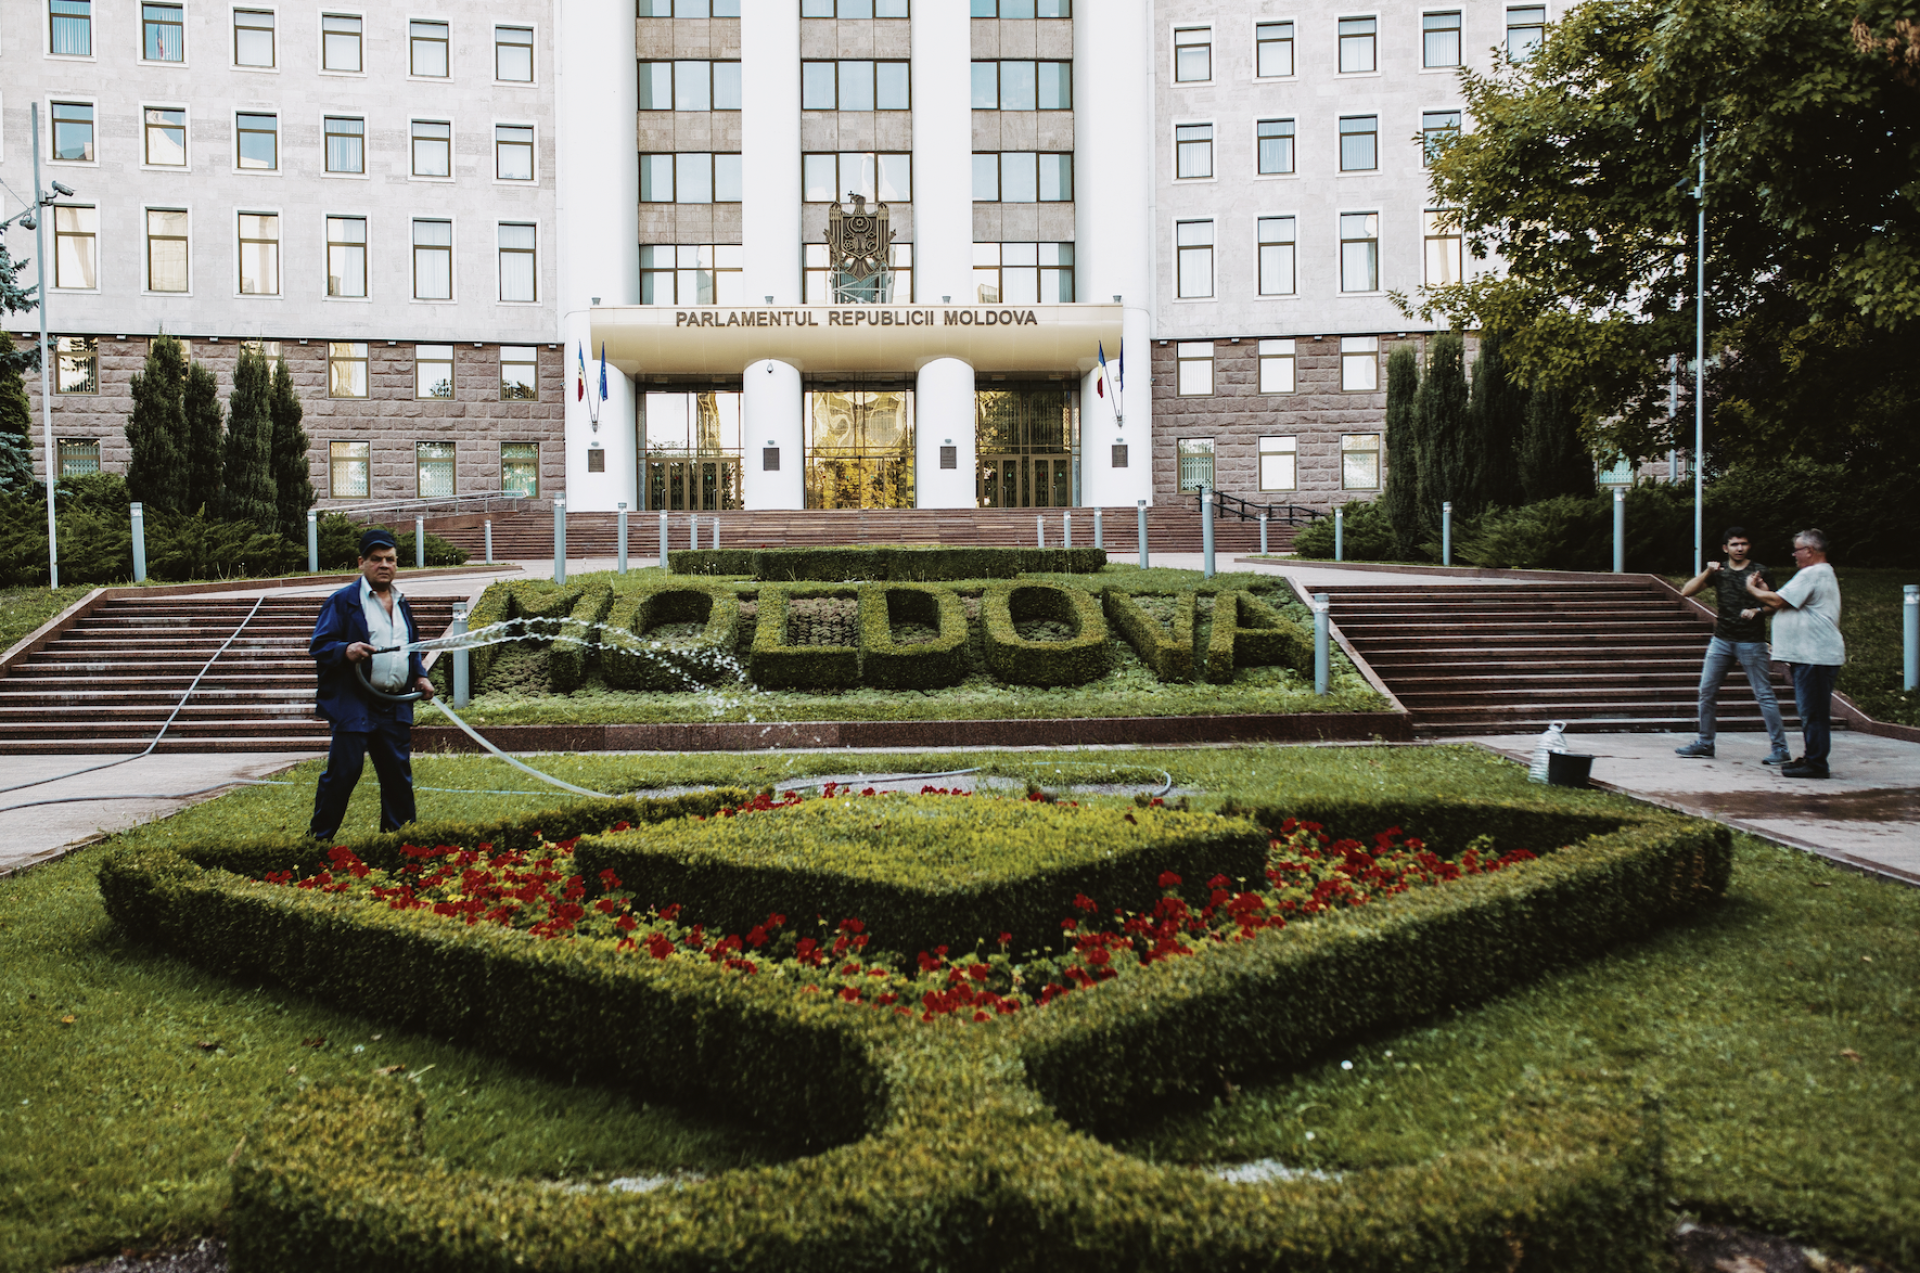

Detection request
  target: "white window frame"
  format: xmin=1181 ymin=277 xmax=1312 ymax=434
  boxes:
xmin=1172 ymin=26 xmax=1212 ymax=83
xmin=323 ymin=114 xmax=367 ymax=178
xmin=1424 ymin=209 xmax=1463 ymax=286
xmin=1258 ymin=341 xmax=1297 ymax=395
xmin=494 ymin=122 xmax=536 ymax=182
xmin=411 ymin=217 xmax=455 ymax=301
xmin=494 ymin=23 xmax=536 ymax=84
xmin=141 ymin=104 xmax=190 ymax=169
xmin=1252 ymin=18 xmax=1295 ymax=79
xmin=235 ymin=208 xmax=282 ymax=296
xmin=1339 ymin=115 xmax=1378 ymax=173
xmin=1506 ymin=4 xmax=1546 ymax=61
xmin=1176 ymin=342 xmax=1214 ymax=396
xmin=230 ymin=6 xmax=277 ymax=70
xmin=1336 ymin=12 xmax=1379 ymax=75
xmin=233 ymin=109 xmax=280 ymax=172
xmin=48 ymin=0 xmax=98 ymax=60
xmin=1173 ymin=121 xmax=1214 ymax=181
xmin=52 ymin=203 xmax=101 ymax=291
xmin=141 ymin=1 xmax=189 ymax=66
xmin=325 ymin=213 xmax=369 ymax=300
xmin=1259 ymin=435 xmax=1298 ymax=490
xmin=1341 ymin=336 xmax=1380 ymax=392
xmin=1421 ymin=9 xmax=1462 ymax=69
xmin=143 ymin=205 xmax=190 ymax=294
xmin=408 ymin=17 xmax=451 ymax=79
xmin=409 ymin=118 xmax=454 ymax=181
xmin=319 ymin=11 xmax=365 ymax=75
xmin=497 ymin=222 xmax=538 ymax=303
xmin=1175 ymin=220 xmax=1213 ymax=300
xmin=48 ymin=98 xmax=99 ymax=167
xmin=1255 ymin=117 xmax=1295 ymax=177
xmin=1339 ymin=211 xmax=1380 ymax=293
xmin=1258 ymin=217 xmax=1296 ymax=296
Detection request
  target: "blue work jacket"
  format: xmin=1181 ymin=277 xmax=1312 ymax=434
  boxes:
xmin=309 ymin=581 xmax=429 ymax=731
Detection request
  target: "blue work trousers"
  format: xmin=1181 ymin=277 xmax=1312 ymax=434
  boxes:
xmin=1696 ymin=637 xmax=1788 ymax=753
xmin=1788 ymin=662 xmax=1841 ymax=768
xmin=309 ymin=714 xmax=416 ymax=841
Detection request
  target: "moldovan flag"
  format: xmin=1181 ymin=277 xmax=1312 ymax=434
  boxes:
xmin=575 ymin=344 xmax=587 ymax=402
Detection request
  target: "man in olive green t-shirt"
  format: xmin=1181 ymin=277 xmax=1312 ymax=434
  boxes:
xmin=1747 ymin=529 xmax=1846 ymax=779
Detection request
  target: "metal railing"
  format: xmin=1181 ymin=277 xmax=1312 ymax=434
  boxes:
xmin=1195 ymin=489 xmax=1321 ymax=525
xmin=318 ymin=490 xmax=535 ymax=521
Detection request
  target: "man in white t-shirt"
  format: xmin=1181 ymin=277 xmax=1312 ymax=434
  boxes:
xmin=1746 ymin=529 xmax=1845 ymax=779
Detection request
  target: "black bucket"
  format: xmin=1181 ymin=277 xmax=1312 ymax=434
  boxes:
xmin=1546 ymin=752 xmax=1595 ymax=788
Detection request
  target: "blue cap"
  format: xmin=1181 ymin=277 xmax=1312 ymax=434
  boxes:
xmin=359 ymin=528 xmax=399 ymax=556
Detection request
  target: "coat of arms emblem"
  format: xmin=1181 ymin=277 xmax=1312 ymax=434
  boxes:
xmin=826 ymin=194 xmax=894 ymax=302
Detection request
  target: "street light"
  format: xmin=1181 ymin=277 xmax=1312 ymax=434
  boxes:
xmin=1687 ymin=120 xmax=1705 ymax=576
xmin=22 ymin=104 xmax=73 ymax=588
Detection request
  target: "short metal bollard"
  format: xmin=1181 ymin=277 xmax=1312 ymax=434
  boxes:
xmin=1259 ymin=513 xmax=1269 ymax=556
xmin=1062 ymin=511 xmax=1072 ymax=548
xmin=616 ymin=502 xmax=629 ymax=574
xmin=1313 ymin=592 xmax=1331 ymax=696
xmin=130 ymin=502 xmax=148 ymax=582
xmin=1094 ymin=508 xmax=1104 ymax=550
xmin=1442 ymin=501 xmax=1453 ymax=567
xmin=553 ymin=496 xmax=567 ymax=585
xmin=1037 ymin=515 xmax=1045 ymax=549
xmin=1137 ymin=500 xmax=1149 ymax=569
xmin=415 ymin=516 xmax=426 ymax=570
xmin=307 ymin=509 xmax=320 ymax=573
xmin=1335 ymin=507 xmax=1345 ymax=563
xmin=483 ymin=519 xmax=493 ymax=564
xmin=659 ymin=510 xmax=669 ymax=569
xmin=1613 ymin=488 xmax=1626 ymax=573
xmin=1201 ymin=485 xmax=1216 ymax=579
xmin=711 ymin=516 xmax=720 ymax=549
xmin=1905 ymin=585 xmax=1918 ymax=691
xmin=690 ymin=515 xmax=700 ymax=552
xmin=450 ymin=602 xmax=471 ymax=709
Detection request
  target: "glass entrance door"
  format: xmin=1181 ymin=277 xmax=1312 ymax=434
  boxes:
xmin=649 ymin=457 xmax=740 ymax=511
xmin=805 ymin=386 xmax=915 ymax=509
xmin=975 ymin=382 xmax=1075 ymax=508
xmin=977 ymin=454 xmax=1072 ymax=508
xmin=643 ymin=389 xmax=743 ymax=510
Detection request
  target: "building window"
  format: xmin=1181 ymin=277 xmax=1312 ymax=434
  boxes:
xmin=1342 ymin=432 xmax=1381 ymax=488
xmin=56 ymin=336 xmax=98 ymax=394
xmin=1339 ymin=15 xmax=1377 ymax=72
xmin=496 ymin=25 xmax=533 ymax=81
xmin=640 ymin=153 xmax=744 ymax=204
xmin=240 ymin=338 xmax=282 ymax=358
xmin=145 ymin=209 xmax=188 ymax=291
xmin=1177 ymin=436 xmax=1215 ymax=489
xmin=233 ymin=9 xmax=274 ymax=67
xmin=969 ymin=60 xmax=1071 ymax=109
xmin=1259 ymin=339 xmax=1296 ymax=393
xmin=1257 ymin=217 xmax=1296 ymax=296
xmin=1507 ymin=5 xmax=1545 ymax=60
xmin=1175 ymin=221 xmax=1213 ymax=299
xmin=54 ymin=206 xmax=99 ymax=289
xmin=412 ymin=220 xmax=453 ymax=299
xmin=415 ymin=345 xmax=453 ymax=399
xmin=641 ymin=0 xmax=745 ymax=13
xmin=805 ymin=0 xmax=909 ymax=13
xmin=59 ymin=439 xmax=101 ymax=477
xmin=495 ymin=125 xmax=535 ymax=181
xmin=639 ymin=60 xmax=744 ymax=111
xmin=324 ymin=116 xmax=365 ymax=174
xmin=321 ymin=12 xmax=361 ymax=70
xmin=1339 ymin=116 xmax=1377 ymax=171
xmin=411 ymin=20 xmax=449 ymax=76
xmin=1424 ymin=209 xmax=1463 ymax=285
xmin=500 ymin=349 xmax=537 ymax=400
xmin=801 ymin=242 xmax=911 ymax=302
xmin=802 ymin=152 xmax=912 ymax=202
xmin=236 ymin=112 xmax=278 ymax=170
xmin=971 ymin=153 xmax=1072 ymax=202
xmin=1423 ymin=110 xmax=1462 ymax=166
xmin=416 ymin=442 xmax=456 ymax=497
xmin=1257 ymin=118 xmax=1294 ymax=175
xmin=972 ymin=242 xmax=1073 ymax=304
xmin=1175 ymin=124 xmax=1213 ymax=179
xmin=50 ymin=0 xmax=92 ymax=55
xmin=801 ymin=60 xmax=911 ymax=111
xmin=330 ymin=439 xmax=369 ymax=496
xmin=327 ymin=216 xmax=366 ymax=298
xmin=237 ymin=213 xmax=279 ymax=295
xmin=1340 ymin=212 xmax=1379 ymax=292
xmin=1256 ymin=21 xmax=1294 ymax=76
xmin=1259 ymin=435 xmax=1298 ymax=489
xmin=328 ymin=343 xmax=368 ymax=398
xmin=411 ymin=120 xmax=451 ymax=178
xmin=498 ymin=224 xmax=537 ymax=302
xmin=1341 ymin=336 xmax=1380 ymax=391
xmin=1423 ymin=11 xmax=1461 ymax=66
xmin=643 ymin=245 xmax=746 ymax=304
xmin=968 ymin=0 xmax=1068 ymax=15
xmin=1176 ymin=343 xmax=1213 ymax=396
xmin=144 ymin=108 xmax=187 ymax=166
xmin=501 ymin=442 xmax=539 ymax=496
xmin=51 ymin=102 xmax=94 ymax=162
xmin=143 ymin=3 xmax=184 ymax=60
xmin=1173 ymin=27 xmax=1210 ymax=82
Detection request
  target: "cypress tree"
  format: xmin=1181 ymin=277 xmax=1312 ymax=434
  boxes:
xmin=1466 ymin=328 xmax=1527 ymax=510
xmin=220 ymin=347 xmax=277 ymax=532
xmin=125 ymin=335 xmax=190 ymax=513
xmin=1519 ymin=381 xmax=1597 ymax=502
xmin=182 ymin=360 xmax=225 ymax=515
xmin=1380 ymin=344 xmax=1422 ymax=559
xmin=0 ymin=335 xmax=33 ymax=495
xmin=268 ymin=357 xmax=314 ymax=543
xmin=1415 ymin=330 xmax=1469 ymax=540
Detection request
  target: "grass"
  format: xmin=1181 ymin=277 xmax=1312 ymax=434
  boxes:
xmin=0 ymin=584 xmax=94 ymax=652
xmin=4 ymin=745 xmax=1916 ymax=1268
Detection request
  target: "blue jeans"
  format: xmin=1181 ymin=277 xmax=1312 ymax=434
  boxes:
xmin=309 ymin=714 xmax=416 ymax=841
xmin=1788 ymin=662 xmax=1841 ymax=768
xmin=1697 ymin=637 xmax=1788 ymax=753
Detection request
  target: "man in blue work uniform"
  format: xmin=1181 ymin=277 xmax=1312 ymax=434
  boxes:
xmin=308 ymin=528 xmax=437 ymax=840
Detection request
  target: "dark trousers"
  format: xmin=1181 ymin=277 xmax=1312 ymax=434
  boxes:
xmin=1788 ymin=662 xmax=1841 ymax=769
xmin=309 ymin=715 xmax=416 ymax=840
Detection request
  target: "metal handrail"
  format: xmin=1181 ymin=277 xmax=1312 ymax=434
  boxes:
xmin=1195 ymin=489 xmax=1321 ymax=525
xmin=319 ymin=491 xmax=534 ymax=520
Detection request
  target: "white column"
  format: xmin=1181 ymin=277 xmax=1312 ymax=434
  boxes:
xmin=742 ymin=0 xmax=802 ymax=304
xmin=743 ymin=359 xmax=805 ymax=510
xmin=555 ymin=0 xmax=639 ymax=512
xmin=911 ymin=2 xmax=972 ymax=304
xmin=1076 ymin=1 xmax=1155 ymax=509
xmin=915 ymin=358 xmax=975 ymax=509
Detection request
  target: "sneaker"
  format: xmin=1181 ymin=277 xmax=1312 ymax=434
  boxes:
xmin=1763 ymin=749 xmax=1793 ymax=766
xmin=1780 ymin=761 xmax=1830 ymax=779
xmin=1674 ymin=740 xmax=1715 ymax=758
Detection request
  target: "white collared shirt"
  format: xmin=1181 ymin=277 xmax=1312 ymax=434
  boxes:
xmin=358 ymin=577 xmax=409 ymax=691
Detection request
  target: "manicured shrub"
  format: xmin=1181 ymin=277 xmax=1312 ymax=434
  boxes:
xmin=750 ymin=586 xmax=861 ymax=689
xmin=601 ymin=585 xmax=743 ymax=690
xmin=857 ymin=583 xmax=970 ymax=690
xmin=1103 ymin=590 xmax=1194 ymax=682
xmin=462 ymin=576 xmax=515 ymax=688
xmin=724 ymin=546 xmax=1107 ymax=582
xmin=669 ymin=548 xmax=757 ymax=576
xmin=1203 ymin=591 xmax=1313 ymax=684
xmin=1292 ymin=499 xmax=1402 ymax=561
xmin=981 ymin=583 xmax=1109 ymax=686
xmin=754 ymin=547 xmax=888 ymax=582
xmin=547 ymin=584 xmax=614 ymax=692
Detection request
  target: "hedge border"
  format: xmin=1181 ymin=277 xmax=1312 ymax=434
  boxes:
xmin=1103 ymin=589 xmax=1195 ymax=682
xmin=549 ymin=585 xmax=614 ymax=692
xmin=980 ymin=583 xmax=1111 ymax=687
xmin=600 ymin=585 xmax=743 ymax=691
xmin=855 ymin=583 xmax=971 ymax=690
xmin=748 ymin=586 xmax=862 ymax=690
xmin=1204 ymin=590 xmax=1315 ymax=684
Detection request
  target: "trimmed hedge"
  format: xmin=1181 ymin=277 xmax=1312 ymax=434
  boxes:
xmin=668 ymin=547 xmax=757 ymax=576
xmin=548 ymin=585 xmax=613 ymax=692
xmin=694 ymin=545 xmax=1108 ymax=582
xmin=575 ymin=798 xmax=1268 ymax=958
xmin=1104 ymin=590 xmax=1195 ymax=682
xmin=600 ymin=585 xmax=743 ymax=690
xmin=856 ymin=583 xmax=971 ymax=690
xmin=981 ymin=583 xmax=1111 ymax=687
xmin=462 ymin=577 xmax=516 ymax=688
xmin=1204 ymin=590 xmax=1314 ymax=684
xmin=749 ymin=586 xmax=862 ymax=689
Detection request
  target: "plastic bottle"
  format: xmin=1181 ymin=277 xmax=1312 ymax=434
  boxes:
xmin=1528 ymin=721 xmax=1569 ymax=783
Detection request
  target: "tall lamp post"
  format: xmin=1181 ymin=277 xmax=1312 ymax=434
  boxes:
xmin=1689 ymin=120 xmax=1706 ymax=577
xmin=15 ymin=104 xmax=79 ymax=589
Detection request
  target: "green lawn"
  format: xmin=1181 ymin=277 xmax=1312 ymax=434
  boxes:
xmin=0 ymin=584 xmax=94 ymax=652
xmin=3 ymin=745 xmax=1916 ymax=1269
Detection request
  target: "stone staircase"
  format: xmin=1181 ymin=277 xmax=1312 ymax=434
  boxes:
xmin=1325 ymin=580 xmax=1802 ymax=737
xmin=0 ymin=594 xmax=458 ymax=754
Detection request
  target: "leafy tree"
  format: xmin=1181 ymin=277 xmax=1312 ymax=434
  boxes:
xmin=0 ymin=333 xmax=32 ymax=442
xmin=1414 ymin=331 xmax=1469 ymax=537
xmin=1519 ymin=380 xmax=1597 ymax=503
xmin=1408 ymin=0 xmax=1920 ymax=473
xmin=220 ymin=348 xmax=277 ymax=533
xmin=182 ymin=360 xmax=225 ymax=516
xmin=1466 ymin=328 xmax=1527 ymax=509
xmin=267 ymin=357 xmax=313 ymax=543
xmin=1380 ymin=344 xmax=1423 ymax=558
xmin=125 ymin=335 xmax=190 ymax=513
xmin=0 ymin=242 xmax=37 ymax=381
